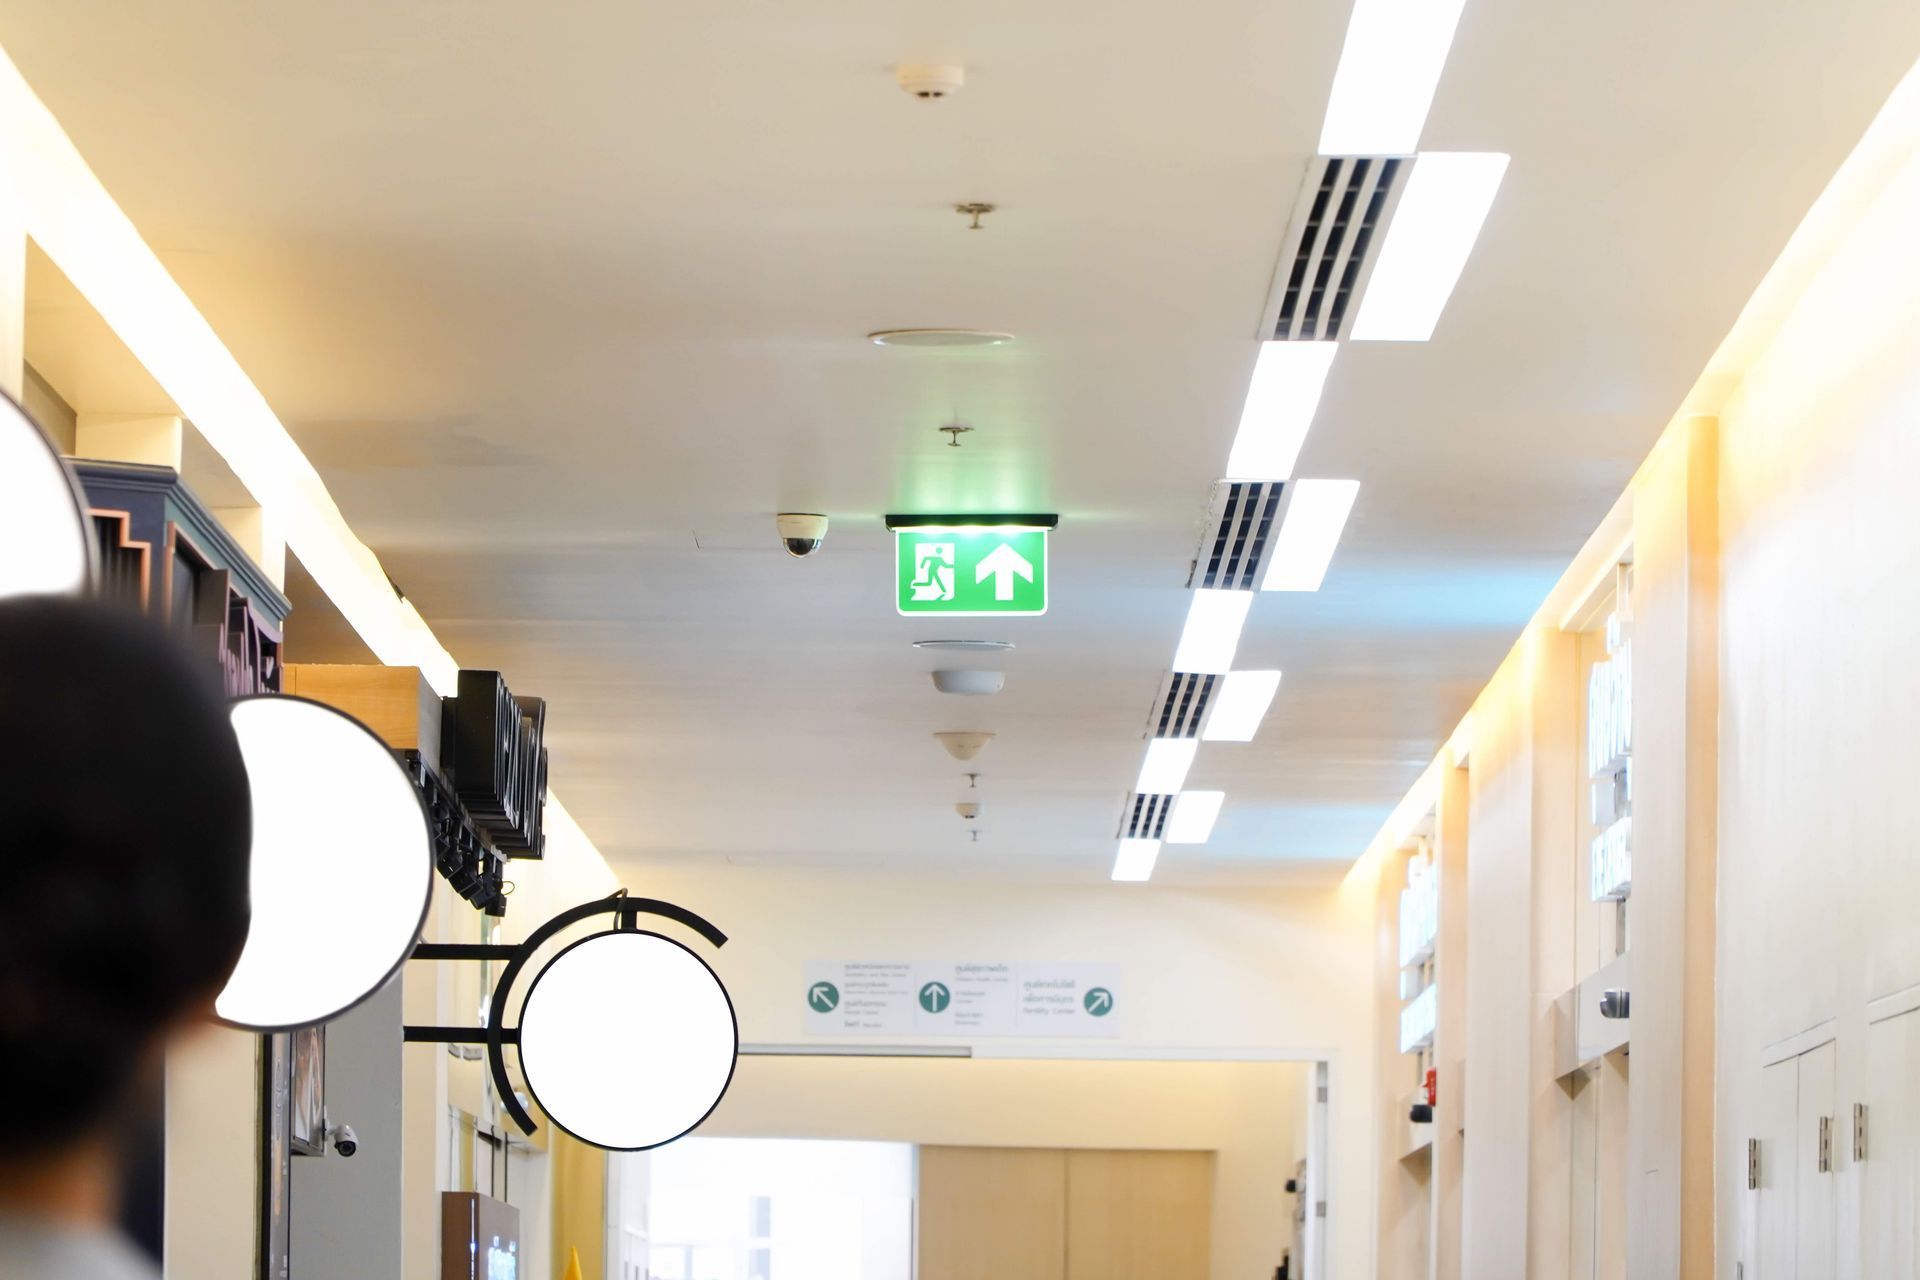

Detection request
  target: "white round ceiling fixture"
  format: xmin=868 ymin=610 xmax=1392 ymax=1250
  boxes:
xmin=216 ymin=695 xmax=434 ymax=1031
xmin=0 ymin=395 xmax=92 ymax=600
xmin=931 ymin=669 xmax=1005 ymax=696
xmin=516 ymin=930 xmax=739 ymax=1150
xmin=867 ymin=328 xmax=1013 ymax=348
xmin=934 ymin=731 xmax=994 ymax=761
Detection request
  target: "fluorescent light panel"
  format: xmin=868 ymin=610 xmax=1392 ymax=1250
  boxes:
xmin=1318 ymin=0 xmax=1470 ymax=155
xmin=1351 ymin=152 xmax=1510 ymax=342
xmin=1165 ymin=791 xmax=1226 ymax=844
xmin=1172 ymin=589 xmax=1254 ymax=675
xmin=1136 ymin=738 xmax=1199 ymax=795
xmin=1112 ymin=838 xmax=1163 ymax=883
xmin=1202 ymin=671 xmax=1283 ymax=742
xmin=1263 ymin=480 xmax=1361 ymax=591
xmin=1225 ymin=342 xmax=1338 ymax=482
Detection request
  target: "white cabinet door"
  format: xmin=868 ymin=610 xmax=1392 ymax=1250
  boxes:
xmin=1796 ymin=1041 xmax=1837 ymax=1280
xmin=1756 ymin=1056 xmax=1800 ymax=1280
xmin=1862 ymin=1010 xmax=1919 ymax=1278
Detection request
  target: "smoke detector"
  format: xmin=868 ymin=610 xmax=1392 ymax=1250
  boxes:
xmin=896 ymin=64 xmax=965 ymax=100
xmin=955 ymin=802 xmax=981 ymax=820
xmin=931 ymin=670 xmax=1005 ymax=696
xmin=934 ymin=731 xmax=994 ymax=762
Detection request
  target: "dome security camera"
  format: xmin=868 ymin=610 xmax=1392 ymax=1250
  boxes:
xmin=777 ymin=513 xmax=828 ymax=558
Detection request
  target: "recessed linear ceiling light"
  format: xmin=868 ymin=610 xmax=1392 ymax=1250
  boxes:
xmin=1318 ymin=0 xmax=1470 ymax=156
xmin=1136 ymin=738 xmax=1200 ymax=795
xmin=1171 ymin=589 xmax=1254 ymax=676
xmin=1350 ymin=153 xmax=1509 ymax=342
xmin=868 ymin=328 xmax=1014 ymax=348
xmin=1262 ymin=479 xmax=1361 ymax=592
xmin=1112 ymin=837 xmax=1163 ymax=883
xmin=1224 ymin=342 xmax=1338 ymax=482
xmin=1165 ymin=791 xmax=1226 ymax=845
xmin=1201 ymin=671 xmax=1283 ymax=742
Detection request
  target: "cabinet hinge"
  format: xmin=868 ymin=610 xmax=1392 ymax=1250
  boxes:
xmin=1746 ymin=1138 xmax=1759 ymax=1190
xmin=1818 ymin=1115 xmax=1833 ymax=1173
xmin=1853 ymin=1103 xmax=1868 ymax=1163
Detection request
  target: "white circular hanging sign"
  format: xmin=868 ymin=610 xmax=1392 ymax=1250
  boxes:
xmin=216 ymin=695 xmax=434 ymax=1030
xmin=0 ymin=395 xmax=92 ymax=600
xmin=516 ymin=929 xmax=739 ymax=1150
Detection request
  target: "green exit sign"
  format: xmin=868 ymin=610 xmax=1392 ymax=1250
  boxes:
xmin=892 ymin=521 xmax=1051 ymax=616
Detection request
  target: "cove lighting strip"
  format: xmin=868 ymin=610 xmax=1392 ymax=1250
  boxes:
xmin=1351 ymin=153 xmax=1509 ymax=342
xmin=0 ymin=53 xmax=456 ymax=691
xmin=0 ymin=48 xmax=617 ymax=888
xmin=1319 ymin=0 xmax=1471 ymax=156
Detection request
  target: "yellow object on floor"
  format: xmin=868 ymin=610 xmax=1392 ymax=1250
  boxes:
xmin=562 ymin=1246 xmax=584 ymax=1280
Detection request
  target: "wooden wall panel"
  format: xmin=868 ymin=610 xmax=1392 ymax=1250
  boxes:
xmin=919 ymin=1147 xmax=1067 ymax=1280
xmin=1625 ymin=418 xmax=1719 ymax=1280
xmin=1064 ymin=1150 xmax=1213 ymax=1280
xmin=284 ymin=663 xmax=440 ymax=767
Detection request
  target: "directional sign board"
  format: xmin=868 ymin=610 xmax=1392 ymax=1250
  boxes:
xmin=804 ymin=961 xmax=1120 ymax=1037
xmin=895 ymin=527 xmax=1049 ymax=616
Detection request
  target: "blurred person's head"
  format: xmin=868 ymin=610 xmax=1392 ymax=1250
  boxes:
xmin=0 ymin=597 xmax=252 ymax=1220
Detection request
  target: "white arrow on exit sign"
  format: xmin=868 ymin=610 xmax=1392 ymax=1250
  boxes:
xmin=974 ymin=542 xmax=1034 ymax=601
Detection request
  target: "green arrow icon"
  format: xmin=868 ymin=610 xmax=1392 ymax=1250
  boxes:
xmin=1083 ymin=987 xmax=1114 ymax=1017
xmin=919 ymin=981 xmax=952 ymax=1013
xmin=808 ymin=981 xmax=840 ymax=1013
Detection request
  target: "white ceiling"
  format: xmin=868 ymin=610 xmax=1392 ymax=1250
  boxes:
xmin=8 ymin=1 xmax=1919 ymax=883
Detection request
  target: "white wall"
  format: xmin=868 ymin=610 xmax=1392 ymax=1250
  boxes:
xmin=637 ymin=866 xmax=1376 ymax=1279
xmin=291 ymin=982 xmax=404 ymax=1279
xmin=1714 ymin=106 xmax=1920 ymax=1273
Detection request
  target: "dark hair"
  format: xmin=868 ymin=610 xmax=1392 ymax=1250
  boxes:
xmin=0 ymin=597 xmax=252 ymax=1154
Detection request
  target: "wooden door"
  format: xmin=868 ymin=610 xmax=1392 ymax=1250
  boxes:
xmin=918 ymin=1147 xmax=1067 ymax=1280
xmin=1064 ymin=1150 xmax=1213 ymax=1280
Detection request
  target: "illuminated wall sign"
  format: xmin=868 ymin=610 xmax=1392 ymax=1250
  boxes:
xmin=404 ymin=894 xmax=739 ymax=1153
xmin=1399 ymin=981 xmax=1438 ymax=1055
xmin=803 ymin=960 xmax=1120 ymax=1037
xmin=1587 ymin=599 xmax=1633 ymax=902
xmin=887 ymin=515 xmax=1055 ymax=617
xmin=0 ymin=395 xmax=91 ymax=601
xmin=219 ymin=695 xmax=435 ymax=1032
xmin=1398 ymin=847 xmax=1439 ymax=1053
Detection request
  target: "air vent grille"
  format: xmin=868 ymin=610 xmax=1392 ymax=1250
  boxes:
xmin=1120 ymin=792 xmax=1175 ymax=840
xmin=1270 ymin=156 xmax=1402 ymax=342
xmin=1196 ymin=482 xmax=1283 ymax=590
xmin=1150 ymin=671 xmax=1218 ymax=740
